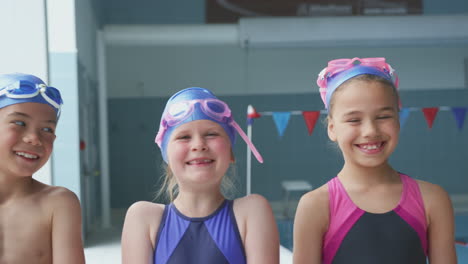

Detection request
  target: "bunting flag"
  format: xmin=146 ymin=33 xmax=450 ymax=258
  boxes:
xmin=247 ymin=105 xmax=261 ymax=126
xmin=451 ymin=107 xmax=467 ymax=131
xmin=272 ymin=112 xmax=291 ymax=138
xmin=422 ymin=107 xmax=439 ymax=129
xmin=302 ymin=111 xmax=320 ymax=135
xmin=399 ymin=107 xmax=411 ymax=129
xmin=246 ymin=105 xmax=468 ymax=138
xmin=247 ymin=105 xmax=261 ymax=119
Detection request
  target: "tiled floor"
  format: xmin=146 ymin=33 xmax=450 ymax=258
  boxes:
xmin=84 ymin=209 xmax=125 ymax=264
xmin=84 ymin=227 xmax=121 ymax=264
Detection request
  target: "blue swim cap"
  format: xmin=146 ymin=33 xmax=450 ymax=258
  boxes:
xmin=0 ymin=73 xmax=63 ymax=117
xmin=158 ymin=87 xmax=236 ymax=163
xmin=325 ymin=65 xmax=395 ymax=109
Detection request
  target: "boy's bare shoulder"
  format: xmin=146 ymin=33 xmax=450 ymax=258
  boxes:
xmin=0 ymin=181 xmax=83 ymax=264
xmin=32 ymin=180 xmax=80 ymax=208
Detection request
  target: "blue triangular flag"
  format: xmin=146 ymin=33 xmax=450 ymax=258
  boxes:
xmin=451 ymin=107 xmax=467 ymax=130
xmin=399 ymin=107 xmax=411 ymax=129
xmin=272 ymin=112 xmax=291 ymax=138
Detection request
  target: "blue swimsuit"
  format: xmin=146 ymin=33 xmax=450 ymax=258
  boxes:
xmin=153 ymin=200 xmax=247 ymax=264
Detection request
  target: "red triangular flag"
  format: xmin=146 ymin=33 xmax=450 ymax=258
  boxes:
xmin=247 ymin=105 xmax=261 ymax=119
xmin=422 ymin=107 xmax=439 ymax=129
xmin=302 ymin=111 xmax=320 ymax=135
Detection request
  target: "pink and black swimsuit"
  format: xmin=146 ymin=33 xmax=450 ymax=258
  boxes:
xmin=322 ymin=173 xmax=428 ymax=264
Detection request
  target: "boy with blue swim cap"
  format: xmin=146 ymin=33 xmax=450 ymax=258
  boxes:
xmin=0 ymin=73 xmax=63 ymax=115
xmin=0 ymin=73 xmax=85 ymax=264
xmin=122 ymin=87 xmax=279 ymax=264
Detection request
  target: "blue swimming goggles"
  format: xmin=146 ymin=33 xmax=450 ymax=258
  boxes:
xmin=0 ymin=80 xmax=63 ymax=116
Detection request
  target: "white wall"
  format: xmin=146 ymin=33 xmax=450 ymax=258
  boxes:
xmin=0 ymin=0 xmax=51 ymax=184
xmin=0 ymin=1 xmax=48 ymax=76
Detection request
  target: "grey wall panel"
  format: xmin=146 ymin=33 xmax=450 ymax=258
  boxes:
xmin=106 ymin=45 xmax=246 ymax=98
xmin=106 ymin=44 xmax=468 ymax=99
xmin=109 ymin=89 xmax=468 ymax=208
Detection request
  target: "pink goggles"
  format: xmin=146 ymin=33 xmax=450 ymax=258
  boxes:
xmin=317 ymin=57 xmax=399 ymax=107
xmin=155 ymin=98 xmax=264 ymax=163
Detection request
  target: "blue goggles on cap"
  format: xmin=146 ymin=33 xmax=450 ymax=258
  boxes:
xmin=0 ymin=80 xmax=63 ymax=116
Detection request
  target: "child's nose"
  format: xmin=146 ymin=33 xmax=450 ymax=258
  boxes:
xmin=191 ymin=136 xmax=207 ymax=151
xmin=362 ymin=120 xmax=379 ymax=138
xmin=23 ymin=130 xmax=42 ymax=146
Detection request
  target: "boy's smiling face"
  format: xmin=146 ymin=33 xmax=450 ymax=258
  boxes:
xmin=0 ymin=102 xmax=57 ymax=178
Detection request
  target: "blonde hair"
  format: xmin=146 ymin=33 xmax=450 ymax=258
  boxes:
xmin=155 ymin=161 xmax=238 ymax=203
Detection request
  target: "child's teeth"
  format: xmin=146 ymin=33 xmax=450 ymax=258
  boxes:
xmin=16 ymin=152 xmax=38 ymax=159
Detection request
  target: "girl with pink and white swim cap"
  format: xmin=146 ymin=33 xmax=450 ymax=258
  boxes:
xmin=293 ymin=58 xmax=456 ymax=264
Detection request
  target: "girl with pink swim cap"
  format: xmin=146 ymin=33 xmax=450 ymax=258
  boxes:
xmin=121 ymin=87 xmax=279 ymax=264
xmin=293 ymin=58 xmax=456 ymax=264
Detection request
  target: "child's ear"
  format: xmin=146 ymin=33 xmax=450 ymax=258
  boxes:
xmin=327 ymin=119 xmax=337 ymax=142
